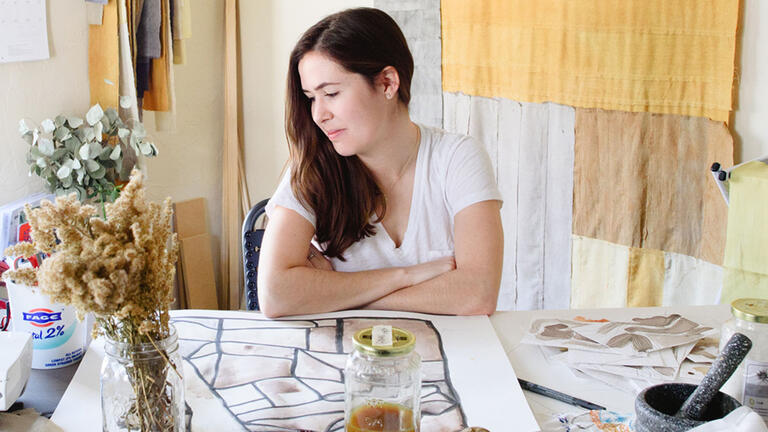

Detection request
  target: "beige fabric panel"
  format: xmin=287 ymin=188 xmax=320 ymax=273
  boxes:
xmin=573 ymin=109 xmax=732 ymax=265
xmin=570 ymin=235 xmax=629 ymax=309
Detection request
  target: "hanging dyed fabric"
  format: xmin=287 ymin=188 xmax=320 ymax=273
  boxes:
xmin=441 ymin=0 xmax=739 ymax=122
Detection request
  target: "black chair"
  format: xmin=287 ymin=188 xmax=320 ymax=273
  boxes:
xmin=242 ymin=198 xmax=270 ymax=311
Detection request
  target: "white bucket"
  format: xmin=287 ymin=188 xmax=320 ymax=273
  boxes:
xmin=6 ymin=279 xmax=85 ymax=369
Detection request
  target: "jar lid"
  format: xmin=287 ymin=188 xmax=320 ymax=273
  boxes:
xmin=731 ymin=298 xmax=768 ymax=324
xmin=353 ymin=326 xmax=415 ymax=357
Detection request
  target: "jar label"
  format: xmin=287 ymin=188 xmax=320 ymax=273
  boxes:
xmin=743 ymin=359 xmax=768 ymax=421
xmin=372 ymin=325 xmax=393 ymax=347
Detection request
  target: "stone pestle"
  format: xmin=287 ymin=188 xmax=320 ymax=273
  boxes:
xmin=676 ymin=332 xmax=752 ymax=421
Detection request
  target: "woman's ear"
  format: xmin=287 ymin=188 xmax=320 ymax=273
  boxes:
xmin=378 ymin=66 xmax=400 ymax=100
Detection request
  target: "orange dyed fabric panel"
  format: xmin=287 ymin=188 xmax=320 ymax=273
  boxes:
xmin=573 ymin=109 xmax=733 ymax=265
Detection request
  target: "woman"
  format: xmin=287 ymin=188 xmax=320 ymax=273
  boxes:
xmin=258 ymin=8 xmax=503 ymax=318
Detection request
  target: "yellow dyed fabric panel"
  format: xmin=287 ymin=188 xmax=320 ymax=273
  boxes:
xmin=722 ymin=267 xmax=768 ymax=305
xmin=573 ymin=109 xmax=733 ymax=265
xmin=723 ymin=161 xmax=768 ymax=275
xmin=627 ymin=248 xmax=665 ymax=307
xmin=441 ymin=0 xmax=739 ymax=121
xmin=89 ymin=0 xmax=119 ymax=109
xmin=570 ymin=235 xmax=629 ymax=309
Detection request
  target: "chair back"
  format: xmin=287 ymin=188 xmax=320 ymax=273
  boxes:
xmin=242 ymin=198 xmax=270 ymax=310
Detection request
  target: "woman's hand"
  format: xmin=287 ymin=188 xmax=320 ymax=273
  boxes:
xmin=305 ymin=244 xmax=334 ymax=270
xmin=404 ymin=256 xmax=455 ymax=286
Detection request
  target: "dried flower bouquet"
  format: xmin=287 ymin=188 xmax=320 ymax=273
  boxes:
xmin=2 ymin=169 xmax=181 ymax=431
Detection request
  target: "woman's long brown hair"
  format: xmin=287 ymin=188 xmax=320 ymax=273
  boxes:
xmin=285 ymin=8 xmax=414 ymax=260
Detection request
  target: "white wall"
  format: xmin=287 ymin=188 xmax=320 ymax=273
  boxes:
xmin=732 ymin=0 xmax=768 ymax=163
xmin=0 ymin=1 xmax=89 ymax=205
xmin=239 ymin=0 xmax=373 ymax=204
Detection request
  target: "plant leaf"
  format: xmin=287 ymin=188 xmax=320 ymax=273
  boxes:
xmin=119 ymin=96 xmax=133 ymax=109
xmin=89 ymin=142 xmax=102 ymax=157
xmin=61 ymin=174 xmax=73 ymax=188
xmin=41 ymin=118 xmax=55 ymax=134
xmin=109 ymin=145 xmax=122 ymax=160
xmin=51 ymin=148 xmax=68 ymax=161
xmin=91 ymin=165 xmax=106 ymax=179
xmin=57 ymin=164 xmax=72 ymax=179
xmin=29 ymin=146 xmax=44 ymax=159
xmin=104 ymin=107 xmax=119 ymax=123
xmin=18 ymin=119 xmax=31 ymax=135
xmin=54 ymin=126 xmax=71 ymax=141
xmin=72 ymin=158 xmax=81 ymax=170
xmin=98 ymin=146 xmax=112 ymax=160
xmin=138 ymin=140 xmax=152 ymax=155
xmin=36 ymin=157 xmax=47 ymax=168
xmin=86 ymin=104 xmax=104 ymax=126
xmin=78 ymin=143 xmax=90 ymax=160
xmin=94 ymin=121 xmax=103 ymax=142
xmin=85 ymin=159 xmax=100 ymax=172
xmin=38 ymin=138 xmax=54 ymax=156
xmin=84 ymin=127 xmax=95 ymax=143
xmin=67 ymin=117 xmax=83 ymax=128
xmin=64 ymin=136 xmax=80 ymax=152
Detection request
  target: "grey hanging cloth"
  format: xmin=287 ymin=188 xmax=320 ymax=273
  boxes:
xmin=135 ymin=0 xmax=161 ymax=98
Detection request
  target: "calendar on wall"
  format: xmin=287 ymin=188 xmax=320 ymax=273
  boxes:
xmin=0 ymin=0 xmax=49 ymax=63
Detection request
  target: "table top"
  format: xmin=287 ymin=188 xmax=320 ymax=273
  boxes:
xmin=16 ymin=304 xmax=730 ymax=431
xmin=490 ymin=304 xmax=730 ymax=427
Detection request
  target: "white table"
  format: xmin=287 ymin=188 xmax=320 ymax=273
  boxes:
xmin=490 ymin=304 xmax=730 ymax=427
xmin=42 ymin=305 xmax=730 ymax=431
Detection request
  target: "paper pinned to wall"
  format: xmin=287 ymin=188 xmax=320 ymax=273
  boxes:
xmin=0 ymin=0 xmax=49 ymax=64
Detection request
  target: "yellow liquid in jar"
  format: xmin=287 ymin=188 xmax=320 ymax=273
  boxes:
xmin=346 ymin=401 xmax=415 ymax=432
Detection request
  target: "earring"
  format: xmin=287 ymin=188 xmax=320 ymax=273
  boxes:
xmin=386 ymin=92 xmax=393 ymax=99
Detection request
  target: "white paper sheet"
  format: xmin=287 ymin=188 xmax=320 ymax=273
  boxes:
xmin=51 ymin=309 xmax=538 ymax=432
xmin=0 ymin=0 xmax=49 ymax=63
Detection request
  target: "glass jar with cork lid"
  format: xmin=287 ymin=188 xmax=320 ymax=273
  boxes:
xmin=720 ymin=298 xmax=768 ymax=424
xmin=344 ymin=325 xmax=422 ymax=432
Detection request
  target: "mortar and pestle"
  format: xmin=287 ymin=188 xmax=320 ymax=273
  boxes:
xmin=634 ymin=333 xmax=752 ymax=432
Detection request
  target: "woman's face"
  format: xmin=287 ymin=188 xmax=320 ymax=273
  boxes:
xmin=298 ymin=50 xmax=390 ymax=157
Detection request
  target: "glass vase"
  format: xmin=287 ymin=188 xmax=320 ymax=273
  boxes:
xmin=101 ymin=324 xmax=184 ymax=432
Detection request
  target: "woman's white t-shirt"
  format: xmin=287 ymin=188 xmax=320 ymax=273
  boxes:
xmin=265 ymin=124 xmax=502 ymax=272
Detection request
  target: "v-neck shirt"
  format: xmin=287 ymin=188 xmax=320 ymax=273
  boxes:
xmin=266 ymin=124 xmax=502 ymax=272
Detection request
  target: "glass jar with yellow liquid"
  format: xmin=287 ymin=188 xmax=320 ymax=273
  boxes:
xmin=345 ymin=325 xmax=421 ymax=432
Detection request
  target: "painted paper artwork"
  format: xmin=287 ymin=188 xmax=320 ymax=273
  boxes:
xmin=175 ymin=315 xmax=465 ymax=431
xmin=51 ymin=310 xmax=538 ymax=432
xmin=525 ymin=314 xmax=716 ymax=356
xmin=522 ymin=314 xmax=716 ymax=392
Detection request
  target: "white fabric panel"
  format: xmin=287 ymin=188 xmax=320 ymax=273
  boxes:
xmin=514 ymin=103 xmax=548 ymax=310
xmin=662 ymin=252 xmax=724 ymax=306
xmin=543 ymin=104 xmax=575 ymax=310
xmin=443 ymin=92 xmax=576 ymax=310
xmin=468 ymin=97 xmax=499 ymax=180
xmin=496 ymin=99 xmax=522 ymax=310
xmin=442 ymin=91 xmax=470 ymax=134
xmin=375 ymin=0 xmax=443 ymax=128
xmin=571 ymin=235 xmax=630 ymax=309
